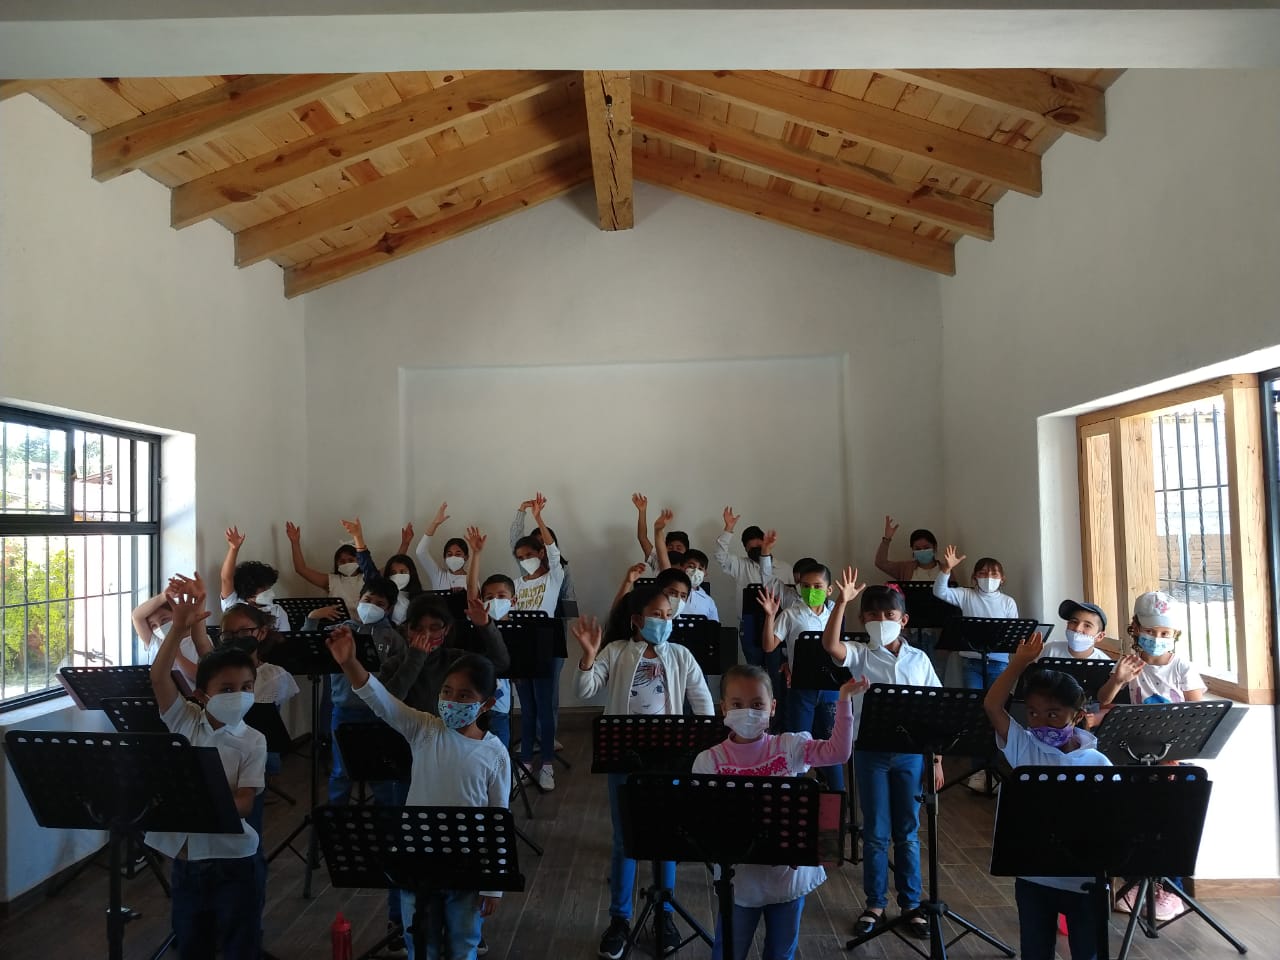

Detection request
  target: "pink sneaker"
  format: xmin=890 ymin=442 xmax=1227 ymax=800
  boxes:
xmin=1154 ymin=885 xmax=1187 ymax=922
xmin=1114 ymin=885 xmax=1138 ymax=914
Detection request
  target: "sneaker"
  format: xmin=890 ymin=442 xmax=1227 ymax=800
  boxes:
xmin=476 ymin=933 xmax=489 ymax=956
xmin=964 ymin=771 xmax=989 ymax=793
xmin=537 ymin=765 xmax=555 ymax=791
xmin=1114 ymin=885 xmax=1139 ymax=914
xmin=385 ymin=922 xmax=407 ymax=957
xmin=658 ymin=914 xmax=682 ymax=956
xmin=598 ymin=917 xmax=630 ymax=960
xmin=1154 ymin=884 xmax=1187 ymax=921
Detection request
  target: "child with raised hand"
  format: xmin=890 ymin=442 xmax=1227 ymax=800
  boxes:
xmin=325 ymin=627 xmax=509 ymax=960
xmin=134 ymin=578 xmax=213 ymax=682
xmin=338 ymin=516 xmax=425 ymax=625
xmin=219 ymin=526 xmax=291 ymax=632
xmin=468 ymin=532 xmax=519 ymax=747
xmin=1097 ymin=590 xmax=1206 ymax=708
xmin=284 ymin=520 xmax=365 ymax=616
xmin=1041 ymin=599 xmax=1113 ymax=662
xmin=716 ymin=507 xmax=788 ymax=669
xmin=574 ymin=588 xmax=715 ymax=960
xmin=415 ymin=501 xmax=471 ymax=591
xmin=693 ymin=665 xmax=868 ymax=960
xmin=983 ymin=633 xmax=1110 ymax=960
xmin=510 ymin=493 xmax=577 ymax=607
xmin=147 ymin=573 xmax=266 ymax=960
xmin=820 ymin=571 xmax=942 ymax=941
xmin=875 ymin=516 xmax=945 ymax=582
xmin=636 ymin=495 xmax=692 ymax=572
xmin=759 ymin=561 xmax=844 ymax=789
xmin=933 ymin=544 xmax=1019 ymax=689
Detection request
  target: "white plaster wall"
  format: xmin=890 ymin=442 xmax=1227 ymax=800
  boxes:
xmin=939 ymin=69 xmax=1280 ymax=879
xmin=0 ymin=94 xmax=309 ymax=900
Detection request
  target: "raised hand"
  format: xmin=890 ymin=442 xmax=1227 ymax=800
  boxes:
xmin=427 ymin=502 xmax=450 ymax=534
xmin=572 ymin=615 xmax=603 ymax=664
xmin=941 ymin=544 xmax=966 ymax=573
xmin=167 ymin=574 xmax=210 ymax=632
xmin=466 ymin=594 xmax=489 ymax=627
xmin=465 ymin=525 xmax=487 ymax=554
xmin=632 ymin=492 xmax=648 ymax=512
xmin=401 ymin=522 xmax=415 ymax=542
xmin=624 ymin=562 xmax=647 ymax=585
xmin=839 ymin=674 xmax=870 ymax=700
xmin=654 ymin=508 xmax=674 ymax=533
xmin=285 ymin=522 xmax=302 ymax=544
xmin=1012 ymin=632 xmax=1043 ymax=665
xmin=532 ymin=492 xmax=548 ymax=518
xmin=1112 ymin=654 xmax=1145 ymax=683
xmin=225 ymin=526 xmax=245 ymax=548
xmin=884 ymin=515 xmax=899 ymax=540
xmin=311 ymin=604 xmax=343 ymax=622
xmin=834 ymin=566 xmax=866 ymax=604
xmin=340 ymin=517 xmax=363 ymax=539
xmin=756 ymin=585 xmax=781 ymax=617
xmin=722 ymin=506 xmax=740 ymax=531
xmin=518 ymin=499 xmax=536 ymax=512
xmin=761 ymin=529 xmax=778 ymax=555
xmin=326 ymin=625 xmax=357 ymax=667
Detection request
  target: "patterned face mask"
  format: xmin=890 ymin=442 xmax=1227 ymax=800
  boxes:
xmin=438 ymin=699 xmax=482 ymax=730
xmin=1029 ymin=724 xmax=1076 ymax=750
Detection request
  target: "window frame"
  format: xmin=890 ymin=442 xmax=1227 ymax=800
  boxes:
xmin=1076 ymin=374 xmax=1275 ymax=703
xmin=0 ymin=404 xmax=162 ymax=711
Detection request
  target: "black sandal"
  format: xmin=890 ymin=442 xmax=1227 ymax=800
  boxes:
xmin=904 ymin=908 xmax=930 ymax=940
xmin=852 ymin=910 xmax=883 ymax=936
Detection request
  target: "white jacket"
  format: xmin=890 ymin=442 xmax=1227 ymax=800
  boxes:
xmin=576 ymin=639 xmax=715 ymax=716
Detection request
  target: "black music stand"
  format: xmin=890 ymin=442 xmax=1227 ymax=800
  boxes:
xmin=505 ymin=610 xmax=571 ymax=773
xmin=314 ymin=804 xmax=524 ymax=960
xmin=103 ymin=696 xmax=168 ymax=734
xmin=847 ymin=684 xmax=1014 ymax=959
xmin=263 ymin=629 xmax=381 ymax=896
xmin=1092 ymin=700 xmax=1247 ymax=957
xmin=1015 ymin=657 xmax=1118 ymax=703
xmin=991 ymin=766 xmax=1219 ymax=960
xmin=591 ymin=716 xmax=724 ymax=959
xmin=4 ymin=730 xmax=243 ymax=960
xmin=422 ymin=587 xmax=468 ymax=622
xmin=622 ymin=774 xmax=823 ymax=960
xmin=497 ymin=617 xmax=556 ymax=798
xmin=59 ymin=665 xmax=162 ymax=708
xmin=889 ymin=582 xmax=961 ymax=630
xmin=276 ymin=596 xmax=350 ymax=631
xmin=669 ymin=616 xmax=735 ymax=675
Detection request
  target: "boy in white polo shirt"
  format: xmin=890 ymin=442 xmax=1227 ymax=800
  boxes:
xmin=148 ymin=573 xmax=266 ymax=960
xmin=1039 ymin=599 xmax=1112 ymax=662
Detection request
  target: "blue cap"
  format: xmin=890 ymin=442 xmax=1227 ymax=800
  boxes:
xmin=1058 ymin=599 xmax=1107 ymax=630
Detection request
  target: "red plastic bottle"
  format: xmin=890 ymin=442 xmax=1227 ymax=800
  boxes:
xmin=331 ymin=911 xmax=352 ymax=960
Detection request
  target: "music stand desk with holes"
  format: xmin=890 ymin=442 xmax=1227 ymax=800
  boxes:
xmin=1015 ymin=657 xmax=1117 ymax=703
xmin=275 ymin=596 xmax=350 ymax=632
xmin=848 ymin=684 xmax=1012 ymax=960
xmin=669 ymin=616 xmax=735 ymax=675
xmin=314 ymin=804 xmax=524 ymax=960
xmin=496 ymin=618 xmax=558 ymax=800
xmin=59 ymin=665 xmax=168 ymax=709
xmin=505 ymin=609 xmax=568 ymax=658
xmin=789 ymin=631 xmax=861 ymax=691
xmin=889 ymin=582 xmax=961 ymax=631
xmin=621 ymin=774 xmax=823 ymax=960
xmin=992 ymin=765 xmax=1219 ymax=960
xmin=4 ymin=730 xmax=243 ymax=960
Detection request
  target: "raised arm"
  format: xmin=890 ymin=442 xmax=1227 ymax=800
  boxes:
xmin=933 ymin=545 xmax=968 ymax=605
xmin=181 ymin=573 xmax=215 ymax=659
xmin=802 ymin=677 xmax=868 ymax=767
xmin=509 ymin=501 xmax=532 ymax=550
xmin=131 ymin=590 xmax=170 ymax=645
xmin=759 ymin=586 xmax=783 ymax=653
xmin=327 ymin=625 xmax=440 ymax=741
xmin=220 ymin=526 xmax=245 ymax=600
xmin=462 ymin=600 xmax=512 ymax=673
xmin=1098 ymin=654 xmax=1145 ymax=708
xmin=397 ymin=522 xmax=414 ymax=557
xmin=285 ymin=522 xmax=329 ymax=590
xmin=983 ymin=633 xmax=1043 ymax=742
xmin=531 ymin=493 xmax=554 ymax=546
xmin=875 ymin=515 xmax=912 ymax=579
xmin=715 ymin=506 xmax=745 ymax=579
xmin=572 ymin=616 xmax=610 ymax=699
xmin=632 ymin=493 xmax=654 ymax=560
xmin=151 ymin=575 xmax=210 ymax=712
xmin=612 ymin=563 xmax=647 ymax=611
xmin=823 ymin=567 xmax=865 ymax=662
xmin=653 ymin=508 xmax=673 ymax=570
xmin=464 ymin=526 xmax=486 ymax=600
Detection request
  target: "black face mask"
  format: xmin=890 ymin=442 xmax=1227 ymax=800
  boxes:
xmin=747 ymin=546 xmax=763 ymax=562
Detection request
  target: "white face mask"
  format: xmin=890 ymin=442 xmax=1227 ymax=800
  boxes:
xmin=976 ymin=577 xmax=1001 ymax=594
xmin=390 ymin=573 xmax=411 ymax=589
xmin=337 ymin=562 xmax=359 ymax=577
xmin=150 ymin=622 xmax=170 ymax=642
xmin=205 ymin=691 xmax=254 ymax=729
xmin=444 ymin=555 xmax=466 ymax=573
xmin=667 ymin=595 xmax=686 ymax=619
xmin=723 ymin=708 xmax=771 ymax=741
xmin=253 ymin=588 xmax=275 ymax=607
xmin=1065 ymin=629 xmax=1096 ymax=654
xmin=484 ymin=597 xmax=513 ymax=621
xmin=357 ymin=602 xmax=386 ymax=624
xmin=864 ymin=620 xmax=902 ymax=651
xmin=686 ymin=568 xmax=706 ymax=589
xmin=518 ymin=557 xmax=542 ymax=575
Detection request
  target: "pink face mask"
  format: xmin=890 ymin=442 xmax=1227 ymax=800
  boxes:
xmin=1029 ymin=724 xmax=1076 ymax=750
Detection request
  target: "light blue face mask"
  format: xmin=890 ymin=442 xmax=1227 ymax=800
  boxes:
xmin=1137 ymin=633 xmax=1175 ymax=657
xmin=913 ymin=549 xmax=935 ymax=565
xmin=639 ymin=617 xmax=673 ymax=646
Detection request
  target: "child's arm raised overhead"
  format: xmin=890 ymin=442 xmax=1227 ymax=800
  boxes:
xmin=632 ymin=493 xmax=654 ymax=561
xmin=612 ymin=563 xmax=647 ymax=612
xmin=823 ymin=567 xmax=865 ymax=663
xmin=182 ymin=573 xmax=215 ymax=659
xmin=397 ymin=521 xmax=414 ymax=557
xmin=714 ymin=506 xmax=745 ymax=579
xmin=509 ymin=499 xmax=534 ymax=551
xmin=653 ymin=509 xmax=674 ymax=571
xmin=1097 ymin=654 xmax=1145 ymax=708
xmin=131 ymin=591 xmax=169 ymax=646
xmin=933 ymin=545 xmax=969 ymax=604
xmin=150 ymin=574 xmax=210 ymax=713
xmin=464 ymin=526 xmax=485 ymax=600
xmin=463 ymin=594 xmax=512 ymax=674
xmin=221 ymin=526 xmax=245 ymax=600
xmin=874 ymin=515 xmax=911 ymax=580
xmin=285 ymin=522 xmax=329 ymax=590
xmin=531 ymin=492 xmax=554 ymax=546
xmin=759 ymin=585 xmax=783 ymax=653
xmin=341 ymin=517 xmax=379 ymax=584
xmin=415 ymin=502 xmax=452 ymax=586
xmin=983 ymin=632 xmax=1043 ymax=742
xmin=327 ymin=625 xmax=440 ymax=741
xmin=572 ymin=616 xmax=610 ymax=699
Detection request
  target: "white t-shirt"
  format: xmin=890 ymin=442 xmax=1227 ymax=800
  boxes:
xmin=253 ymin=661 xmax=300 ymax=706
xmin=328 ymin=572 xmax=365 ymax=620
xmin=1129 ymin=655 xmax=1205 ymax=704
xmin=1038 ymin=640 xmax=1112 ymax=662
xmin=931 ymin=573 xmax=1020 ymax=661
xmin=627 ymin=657 xmax=668 ymax=715
xmin=415 ymin=533 xmax=469 ymax=592
xmin=837 ymin=640 xmax=941 ymax=742
xmin=514 ymin=541 xmax=564 ymax=617
xmin=773 ymin=601 xmax=834 ymax=673
xmin=145 ymin=698 xmax=265 ymax=861
xmin=220 ymin=592 xmax=291 ymax=633
xmin=997 ymin=717 xmax=1111 ymax=892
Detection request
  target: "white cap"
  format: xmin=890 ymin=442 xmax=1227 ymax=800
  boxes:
xmin=1134 ymin=591 xmax=1178 ymax=628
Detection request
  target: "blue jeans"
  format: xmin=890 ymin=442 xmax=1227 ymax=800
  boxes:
xmin=488 ymin=711 xmax=511 ymax=749
xmin=712 ymin=897 xmax=805 ymax=960
xmin=400 ymin=888 xmax=483 ymax=960
xmin=171 ymin=855 xmax=264 ymax=960
xmin=960 ymin=655 xmax=1008 ymax=690
xmin=783 ymin=688 xmax=843 ymax=790
xmin=608 ymin=773 xmax=675 ymax=918
xmin=1014 ymin=878 xmax=1098 ymax=960
xmin=516 ymin=658 xmax=563 ymax=767
xmin=853 ymin=750 xmax=924 ymax=910
xmin=740 ymin=613 xmax=764 ymax=666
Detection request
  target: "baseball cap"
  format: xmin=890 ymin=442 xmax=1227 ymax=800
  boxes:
xmin=1133 ymin=591 xmax=1178 ymax=628
xmin=1058 ymin=598 xmax=1107 ymax=631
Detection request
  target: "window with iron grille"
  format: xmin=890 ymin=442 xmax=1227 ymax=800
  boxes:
xmin=0 ymin=406 xmax=160 ymax=710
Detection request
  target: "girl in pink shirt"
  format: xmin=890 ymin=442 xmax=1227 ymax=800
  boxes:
xmin=693 ymin=665 xmax=868 ymax=960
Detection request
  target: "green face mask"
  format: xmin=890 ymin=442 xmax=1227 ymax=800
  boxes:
xmin=800 ymin=585 xmax=828 ymax=608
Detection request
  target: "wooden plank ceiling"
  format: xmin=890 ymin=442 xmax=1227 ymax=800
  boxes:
xmin=5 ymin=69 xmax=1121 ymax=296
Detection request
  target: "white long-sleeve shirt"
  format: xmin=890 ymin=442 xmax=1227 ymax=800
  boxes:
xmin=684 ymin=587 xmax=720 ymax=622
xmin=414 ymin=533 xmax=468 ymax=591
xmin=576 ymin=639 xmax=715 ymax=716
xmin=714 ymin=531 xmax=787 ymax=593
xmin=932 ymin=572 xmax=1020 ymax=661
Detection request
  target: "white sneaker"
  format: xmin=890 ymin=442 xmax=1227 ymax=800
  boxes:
xmin=1154 ymin=885 xmax=1187 ymax=921
xmin=537 ymin=765 xmax=556 ymax=791
xmin=964 ymin=771 xmax=989 ymax=793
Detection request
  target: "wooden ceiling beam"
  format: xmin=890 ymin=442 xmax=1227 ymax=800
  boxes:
xmin=171 ymin=70 xmax=570 ymax=229
xmin=635 ymin=152 xmax=954 ymax=275
xmin=882 ymin=69 xmax=1106 ymax=140
xmin=582 ymin=70 xmax=633 ymax=230
xmin=91 ymin=73 xmax=361 ymax=181
xmin=234 ymin=104 xmax=584 ymax=267
xmin=0 ymin=79 xmax=47 ymax=101
xmin=633 ymin=96 xmax=993 ymax=240
xmin=651 ymin=70 xmax=1041 ymax=196
xmin=285 ymin=157 xmax=591 ymax=297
